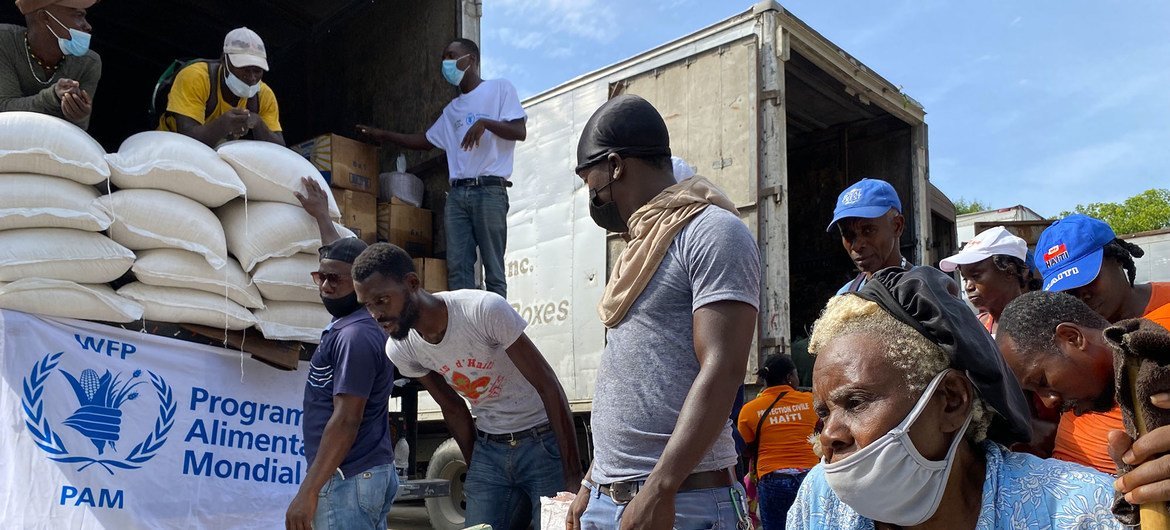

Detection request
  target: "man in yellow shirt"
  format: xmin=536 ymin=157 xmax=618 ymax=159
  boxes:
xmin=157 ymin=27 xmax=283 ymax=147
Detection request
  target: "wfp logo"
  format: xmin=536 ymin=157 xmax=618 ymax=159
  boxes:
xmin=842 ymin=187 xmax=863 ymax=205
xmin=21 ymin=352 xmax=176 ymax=474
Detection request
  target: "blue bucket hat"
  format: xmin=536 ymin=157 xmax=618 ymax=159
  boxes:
xmin=826 ymin=178 xmax=902 ymax=232
xmin=1034 ymin=214 xmax=1116 ymax=292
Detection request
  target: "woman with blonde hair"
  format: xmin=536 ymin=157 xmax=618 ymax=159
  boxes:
xmin=788 ymin=267 xmax=1121 ymax=529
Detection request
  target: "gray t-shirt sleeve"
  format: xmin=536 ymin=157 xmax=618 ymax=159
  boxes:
xmin=477 ymin=292 xmax=528 ymax=349
xmin=680 ymin=207 xmax=761 ymax=311
xmin=386 ymin=339 xmax=429 ymax=379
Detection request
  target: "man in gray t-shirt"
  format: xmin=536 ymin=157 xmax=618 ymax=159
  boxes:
xmin=568 ymin=95 xmax=760 ymax=530
xmin=2 ymin=1 xmax=101 ymax=129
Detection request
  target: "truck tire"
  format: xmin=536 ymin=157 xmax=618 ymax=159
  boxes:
xmin=425 ymin=438 xmax=467 ymax=530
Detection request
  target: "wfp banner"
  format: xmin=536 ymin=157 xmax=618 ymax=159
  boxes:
xmin=0 ymin=310 xmax=309 ymax=529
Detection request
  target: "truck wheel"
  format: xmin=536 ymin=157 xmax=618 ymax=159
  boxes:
xmin=425 ymin=438 xmax=467 ymax=530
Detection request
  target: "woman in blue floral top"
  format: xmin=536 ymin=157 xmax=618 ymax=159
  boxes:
xmin=787 ymin=267 xmax=1121 ymax=529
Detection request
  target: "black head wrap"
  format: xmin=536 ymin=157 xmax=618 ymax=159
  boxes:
xmin=575 ymin=95 xmax=672 ymax=172
xmin=318 ymin=237 xmax=368 ymax=264
xmin=853 ymin=266 xmax=1033 ymax=445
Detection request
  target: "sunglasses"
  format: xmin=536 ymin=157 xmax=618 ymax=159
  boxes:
xmin=310 ymin=271 xmax=351 ymax=287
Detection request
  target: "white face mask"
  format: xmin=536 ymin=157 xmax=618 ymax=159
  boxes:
xmin=224 ymin=70 xmax=260 ymax=99
xmin=822 ymin=369 xmax=973 ymax=526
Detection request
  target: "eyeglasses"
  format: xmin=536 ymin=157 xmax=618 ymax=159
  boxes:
xmin=310 ymin=271 xmax=351 ymax=287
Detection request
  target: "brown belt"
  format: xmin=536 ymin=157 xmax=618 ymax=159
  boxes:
xmin=596 ymin=468 xmax=734 ymax=505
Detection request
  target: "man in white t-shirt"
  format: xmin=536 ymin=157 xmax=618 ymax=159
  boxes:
xmin=352 ymin=243 xmax=581 ymax=529
xmin=358 ymin=38 xmax=526 ymax=298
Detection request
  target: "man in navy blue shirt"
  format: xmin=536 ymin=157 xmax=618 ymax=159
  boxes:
xmin=286 ymin=178 xmax=397 ymax=530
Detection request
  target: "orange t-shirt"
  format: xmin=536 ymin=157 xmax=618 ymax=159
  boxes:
xmin=1051 ymin=282 xmax=1170 ymax=473
xmin=1145 ymin=282 xmax=1170 ymax=315
xmin=737 ymin=385 xmax=819 ymax=476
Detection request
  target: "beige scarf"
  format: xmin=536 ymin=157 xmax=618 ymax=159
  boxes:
xmin=598 ymin=176 xmax=738 ymax=328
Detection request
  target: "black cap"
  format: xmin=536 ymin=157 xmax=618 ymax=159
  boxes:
xmin=575 ymin=95 xmax=672 ymax=172
xmin=854 ymin=266 xmax=1033 ymax=445
xmin=318 ymin=237 xmax=368 ymax=264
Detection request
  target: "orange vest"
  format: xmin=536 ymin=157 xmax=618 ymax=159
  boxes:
xmin=736 ymin=385 xmax=819 ymax=476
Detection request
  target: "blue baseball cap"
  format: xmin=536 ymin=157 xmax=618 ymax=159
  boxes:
xmin=1035 ymin=214 xmax=1116 ymax=292
xmin=826 ymin=178 xmax=902 ymax=232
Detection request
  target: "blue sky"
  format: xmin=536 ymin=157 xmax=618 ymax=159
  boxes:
xmin=482 ymin=0 xmax=1170 ymax=218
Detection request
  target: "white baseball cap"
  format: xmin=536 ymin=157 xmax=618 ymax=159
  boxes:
xmin=940 ymin=226 xmax=1028 ymax=272
xmin=223 ymin=27 xmax=269 ymax=71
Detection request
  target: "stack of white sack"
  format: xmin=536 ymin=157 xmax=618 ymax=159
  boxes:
xmin=101 ymin=131 xmax=255 ymax=329
xmin=0 ymin=112 xmax=141 ymax=322
xmin=216 ymin=140 xmax=345 ymax=343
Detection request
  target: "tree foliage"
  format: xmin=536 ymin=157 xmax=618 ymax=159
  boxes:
xmin=1060 ymin=188 xmax=1170 ymax=235
xmin=954 ymin=198 xmax=992 ymax=216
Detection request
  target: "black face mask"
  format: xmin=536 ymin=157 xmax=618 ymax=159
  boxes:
xmin=588 ymin=176 xmax=628 ymax=233
xmin=322 ymin=292 xmax=363 ymax=318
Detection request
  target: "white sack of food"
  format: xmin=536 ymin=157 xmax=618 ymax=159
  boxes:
xmin=251 ymin=253 xmax=320 ymax=303
xmin=117 ymin=282 xmax=256 ymax=330
xmin=253 ymin=301 xmax=332 ymax=343
xmin=0 ymin=173 xmax=112 ymax=231
xmin=539 ymin=493 xmax=577 ymax=530
xmin=0 ymin=228 xmax=134 ymax=283
xmin=97 ymin=189 xmax=228 ymax=270
xmin=0 ymin=111 xmax=109 ymax=184
xmin=132 ymin=249 xmax=264 ymax=309
xmin=218 ymin=199 xmax=354 ymax=272
xmin=106 ymin=131 xmax=246 ymax=208
xmin=0 ymin=278 xmax=144 ymax=323
xmin=216 ymin=140 xmax=340 ymax=218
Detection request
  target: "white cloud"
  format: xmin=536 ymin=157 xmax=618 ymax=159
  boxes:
xmin=492 ymin=28 xmax=548 ymax=50
xmin=493 ymin=0 xmax=618 ymax=45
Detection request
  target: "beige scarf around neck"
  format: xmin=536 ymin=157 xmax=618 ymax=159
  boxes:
xmin=598 ymin=176 xmax=738 ymax=328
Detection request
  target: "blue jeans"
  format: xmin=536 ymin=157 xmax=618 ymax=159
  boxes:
xmin=312 ymin=463 xmax=399 ymax=530
xmin=464 ymin=429 xmax=565 ymax=529
xmin=580 ymin=480 xmax=748 ymax=529
xmin=758 ymin=471 xmax=805 ymax=530
xmin=445 ymin=185 xmax=509 ymax=298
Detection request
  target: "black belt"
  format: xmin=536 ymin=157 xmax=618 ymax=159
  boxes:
xmin=477 ymin=422 xmax=552 ymax=445
xmin=452 ymin=176 xmax=512 ymax=188
xmin=594 ymin=467 xmax=735 ymax=505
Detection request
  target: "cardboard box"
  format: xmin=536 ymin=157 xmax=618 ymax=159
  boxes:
xmin=413 ymin=258 xmax=447 ymax=293
xmin=294 ymin=134 xmax=380 ymax=196
xmin=377 ymin=198 xmax=432 ymax=256
xmin=331 ymin=188 xmax=377 ymax=244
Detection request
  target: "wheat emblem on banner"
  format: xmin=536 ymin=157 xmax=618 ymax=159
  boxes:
xmin=21 ymin=352 xmax=176 ymax=475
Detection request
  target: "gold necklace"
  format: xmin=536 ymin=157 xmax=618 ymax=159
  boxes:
xmin=24 ymin=33 xmax=59 ymax=85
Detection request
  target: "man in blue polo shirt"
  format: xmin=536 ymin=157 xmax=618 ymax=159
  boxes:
xmin=286 ymin=179 xmax=397 ymax=530
xmin=826 ymin=178 xmax=912 ymax=294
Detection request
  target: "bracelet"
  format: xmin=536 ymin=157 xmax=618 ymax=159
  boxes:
xmin=581 ymin=478 xmax=594 ymax=489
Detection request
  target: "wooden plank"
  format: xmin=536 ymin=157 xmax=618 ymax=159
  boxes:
xmin=182 ymin=324 xmax=307 ymax=371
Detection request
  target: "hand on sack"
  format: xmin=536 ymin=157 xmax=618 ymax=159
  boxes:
xmin=1111 ymin=392 xmax=1170 ymax=504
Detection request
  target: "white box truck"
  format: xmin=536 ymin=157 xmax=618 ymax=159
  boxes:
xmin=412 ymin=2 xmax=957 ymax=527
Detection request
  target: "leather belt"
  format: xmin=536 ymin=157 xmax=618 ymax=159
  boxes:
xmin=452 ymin=176 xmax=512 ymax=188
xmin=596 ymin=468 xmax=735 ymax=505
xmin=477 ymin=422 xmax=552 ymax=445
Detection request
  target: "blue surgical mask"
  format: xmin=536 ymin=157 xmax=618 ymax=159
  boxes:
xmin=441 ymin=54 xmax=470 ymax=86
xmin=45 ymin=11 xmax=90 ymax=57
xmin=225 ymin=70 xmax=260 ymax=99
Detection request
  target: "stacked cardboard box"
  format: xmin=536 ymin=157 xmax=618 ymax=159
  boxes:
xmin=294 ymin=134 xmax=381 ymax=244
xmin=294 ymin=134 xmax=380 ymax=196
xmin=332 ymin=189 xmax=377 ymax=244
xmin=377 ymin=198 xmax=433 ymax=257
xmin=413 ymin=258 xmax=447 ymax=293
